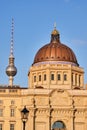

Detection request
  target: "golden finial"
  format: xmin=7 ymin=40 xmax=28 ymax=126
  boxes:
xmin=51 ymin=22 xmax=59 ymax=35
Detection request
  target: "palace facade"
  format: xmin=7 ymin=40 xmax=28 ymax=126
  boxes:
xmin=0 ymin=21 xmax=87 ymax=130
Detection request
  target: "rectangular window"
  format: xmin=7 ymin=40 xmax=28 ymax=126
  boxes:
xmin=0 ymin=109 xmax=3 ymax=117
xmin=58 ymin=74 xmax=61 ymax=80
xmin=10 ymin=124 xmax=14 ymax=130
xmin=34 ymin=76 xmax=36 ymax=82
xmin=44 ymin=74 xmax=46 ymax=81
xmin=75 ymin=74 xmax=77 ymax=85
xmin=39 ymin=75 xmax=41 ymax=81
xmin=79 ymin=75 xmax=81 ymax=86
xmin=64 ymin=74 xmax=67 ymax=81
xmin=0 ymin=124 xmax=2 ymax=130
xmin=51 ymin=74 xmax=54 ymax=80
xmin=72 ymin=73 xmax=73 ymax=83
xmin=10 ymin=109 xmax=15 ymax=117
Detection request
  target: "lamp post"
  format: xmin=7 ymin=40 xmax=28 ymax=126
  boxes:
xmin=21 ymin=106 xmax=29 ymax=130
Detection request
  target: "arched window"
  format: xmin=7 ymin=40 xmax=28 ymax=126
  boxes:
xmin=44 ymin=74 xmax=46 ymax=81
xmin=52 ymin=121 xmax=66 ymax=130
xmin=39 ymin=75 xmax=41 ymax=81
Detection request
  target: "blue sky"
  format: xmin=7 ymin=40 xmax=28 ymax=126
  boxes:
xmin=0 ymin=0 xmax=87 ymax=87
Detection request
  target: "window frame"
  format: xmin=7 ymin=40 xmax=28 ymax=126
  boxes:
xmin=51 ymin=74 xmax=54 ymax=80
xmin=34 ymin=76 xmax=36 ymax=82
xmin=39 ymin=75 xmax=41 ymax=81
xmin=44 ymin=74 xmax=46 ymax=81
xmin=64 ymin=74 xmax=67 ymax=81
xmin=0 ymin=124 xmax=2 ymax=130
xmin=10 ymin=124 xmax=15 ymax=130
xmin=58 ymin=74 xmax=61 ymax=80
xmin=10 ymin=108 xmax=15 ymax=117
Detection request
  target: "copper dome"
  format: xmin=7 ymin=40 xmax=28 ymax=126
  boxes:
xmin=33 ymin=28 xmax=79 ymax=66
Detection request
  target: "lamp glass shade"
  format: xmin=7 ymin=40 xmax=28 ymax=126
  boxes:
xmin=21 ymin=106 xmax=29 ymax=121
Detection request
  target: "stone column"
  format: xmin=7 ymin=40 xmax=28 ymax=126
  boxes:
xmin=29 ymin=108 xmax=36 ymax=130
xmin=29 ymin=97 xmax=36 ymax=130
xmin=70 ymin=97 xmax=76 ymax=130
xmin=47 ymin=65 xmax=50 ymax=89
xmin=81 ymin=74 xmax=84 ymax=87
xmin=46 ymin=111 xmax=51 ymax=130
xmin=48 ymin=109 xmax=52 ymax=130
xmin=46 ymin=98 xmax=52 ymax=130
xmin=77 ymin=74 xmax=79 ymax=86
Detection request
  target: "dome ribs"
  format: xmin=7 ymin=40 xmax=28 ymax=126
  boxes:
xmin=44 ymin=44 xmax=51 ymax=60
xmin=33 ymin=28 xmax=79 ymax=66
xmin=50 ymin=45 xmax=56 ymax=59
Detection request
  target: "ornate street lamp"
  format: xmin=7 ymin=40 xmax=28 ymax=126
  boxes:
xmin=21 ymin=106 xmax=29 ymax=130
